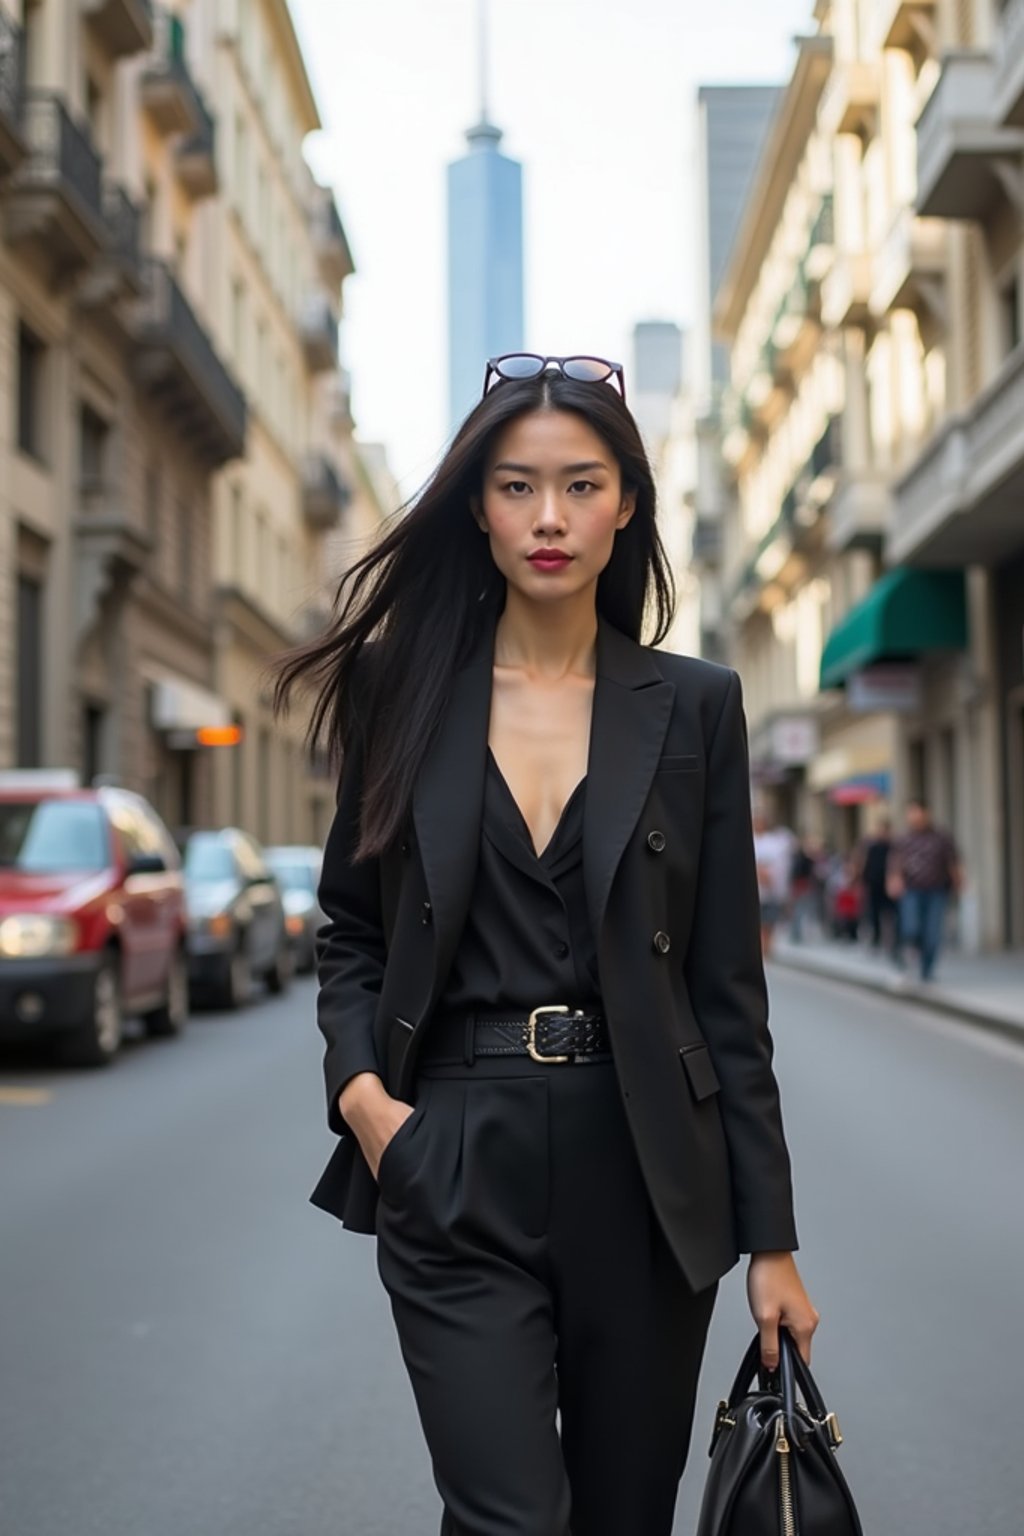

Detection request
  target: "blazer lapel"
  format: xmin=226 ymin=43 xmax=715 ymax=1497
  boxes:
xmin=411 ymin=614 xmax=496 ymax=1015
xmin=583 ymin=617 xmax=676 ymax=941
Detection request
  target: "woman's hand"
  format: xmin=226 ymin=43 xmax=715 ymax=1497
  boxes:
xmin=747 ymin=1252 xmax=819 ymax=1368
xmin=338 ymin=1073 xmax=416 ymax=1182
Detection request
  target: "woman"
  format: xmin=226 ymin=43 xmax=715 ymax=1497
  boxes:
xmin=274 ymin=354 xmax=818 ymax=1536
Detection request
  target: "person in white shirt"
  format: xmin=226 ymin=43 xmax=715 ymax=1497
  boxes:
xmin=752 ymin=810 xmax=796 ymax=958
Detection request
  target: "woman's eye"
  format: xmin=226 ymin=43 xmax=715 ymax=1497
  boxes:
xmin=568 ymin=480 xmax=596 ymax=494
xmin=503 ymin=481 xmax=531 ymax=495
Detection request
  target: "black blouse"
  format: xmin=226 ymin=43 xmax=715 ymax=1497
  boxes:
xmin=436 ymin=748 xmax=601 ymax=1015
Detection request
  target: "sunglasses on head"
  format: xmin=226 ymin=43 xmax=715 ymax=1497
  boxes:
xmin=482 ymin=353 xmax=627 ymax=402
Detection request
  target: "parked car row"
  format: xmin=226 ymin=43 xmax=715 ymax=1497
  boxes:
xmin=0 ymin=771 xmax=324 ymax=1068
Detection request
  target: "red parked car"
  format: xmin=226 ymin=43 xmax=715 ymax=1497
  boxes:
xmin=0 ymin=771 xmax=188 ymax=1065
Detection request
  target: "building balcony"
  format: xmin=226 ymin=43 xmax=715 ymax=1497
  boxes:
xmin=805 ymin=193 xmax=835 ymax=283
xmin=995 ymin=0 xmax=1024 ymax=127
xmin=889 ymin=341 xmax=1024 ymax=564
xmin=0 ymin=12 xmax=26 ymax=177
xmin=81 ymin=0 xmax=154 ymax=59
xmin=74 ymin=490 xmax=152 ymax=641
xmin=871 ymin=0 xmax=936 ymax=54
xmin=302 ymin=453 xmax=352 ymax=530
xmin=5 ymin=93 xmax=105 ymax=275
xmin=771 ymin=272 xmax=820 ymax=375
xmin=174 ymin=97 xmax=217 ymax=199
xmin=916 ymin=51 xmax=1024 ymax=221
xmin=819 ymin=249 xmax=873 ymax=329
xmin=129 ymin=258 xmax=247 ymax=467
xmin=818 ymin=59 xmax=880 ymax=139
xmin=824 ymin=468 xmax=890 ymax=552
xmin=312 ymin=189 xmax=354 ymax=289
xmin=140 ymin=8 xmax=207 ymax=138
xmin=690 ymin=515 xmax=723 ymax=570
xmin=78 ymin=180 xmax=144 ymax=315
xmin=299 ymin=292 xmax=339 ymax=373
xmin=869 ymin=206 xmax=947 ymax=319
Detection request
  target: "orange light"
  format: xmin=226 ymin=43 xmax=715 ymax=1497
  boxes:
xmin=196 ymin=725 xmax=243 ymax=747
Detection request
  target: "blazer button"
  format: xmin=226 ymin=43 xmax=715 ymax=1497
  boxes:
xmin=652 ymin=930 xmax=671 ymax=954
xmin=400 ymin=840 xmax=411 ymax=857
xmin=647 ymin=829 xmax=667 ymax=853
xmin=420 ymin=901 xmax=432 ymax=925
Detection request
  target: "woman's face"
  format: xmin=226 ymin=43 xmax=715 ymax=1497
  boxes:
xmin=473 ymin=408 xmax=636 ymax=604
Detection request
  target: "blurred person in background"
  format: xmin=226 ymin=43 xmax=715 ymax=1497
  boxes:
xmin=787 ymin=832 xmax=821 ymax=943
xmin=853 ymin=815 xmax=897 ymax=956
xmin=887 ymin=800 xmax=962 ymax=982
xmin=273 ymin=354 xmax=816 ymax=1536
xmin=753 ymin=808 xmax=796 ymax=958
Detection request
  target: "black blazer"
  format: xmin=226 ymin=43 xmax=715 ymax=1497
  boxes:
xmin=310 ymin=613 xmax=798 ymax=1293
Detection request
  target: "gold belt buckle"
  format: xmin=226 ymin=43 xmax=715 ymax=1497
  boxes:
xmin=526 ymin=1004 xmax=571 ymax=1063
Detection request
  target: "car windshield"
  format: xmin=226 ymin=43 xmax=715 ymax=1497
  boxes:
xmin=184 ymin=838 xmax=236 ymax=882
xmin=0 ymin=800 xmax=109 ymax=873
xmin=266 ymin=859 xmax=317 ymax=893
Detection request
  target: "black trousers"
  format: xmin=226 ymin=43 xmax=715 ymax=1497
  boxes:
xmin=374 ymin=1048 xmax=718 ymax=1536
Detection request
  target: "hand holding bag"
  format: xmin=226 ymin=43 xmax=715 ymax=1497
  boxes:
xmin=695 ymin=1326 xmax=863 ymax=1536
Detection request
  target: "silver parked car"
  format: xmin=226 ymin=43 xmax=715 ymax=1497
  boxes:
xmin=263 ymin=845 xmax=324 ymax=976
xmin=182 ymin=829 xmax=293 ymax=1008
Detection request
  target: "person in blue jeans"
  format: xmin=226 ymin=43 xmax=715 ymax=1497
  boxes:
xmin=886 ymin=800 xmax=962 ymax=981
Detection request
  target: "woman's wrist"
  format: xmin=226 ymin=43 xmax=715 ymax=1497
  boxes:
xmin=339 ymin=1072 xmax=388 ymax=1129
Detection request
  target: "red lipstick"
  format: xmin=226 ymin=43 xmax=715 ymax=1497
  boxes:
xmin=527 ymin=548 xmax=573 ymax=573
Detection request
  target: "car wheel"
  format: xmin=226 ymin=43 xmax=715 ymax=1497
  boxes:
xmin=221 ymin=942 xmax=251 ymax=1010
xmin=143 ymin=947 xmax=189 ymax=1038
xmin=57 ymin=955 xmax=123 ymax=1067
xmin=265 ymin=940 xmax=293 ymax=995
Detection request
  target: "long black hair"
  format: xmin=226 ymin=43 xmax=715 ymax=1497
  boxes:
xmin=271 ymin=372 xmax=675 ymax=860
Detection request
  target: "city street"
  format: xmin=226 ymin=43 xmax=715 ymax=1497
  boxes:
xmin=1 ymin=970 xmax=1020 ymax=1536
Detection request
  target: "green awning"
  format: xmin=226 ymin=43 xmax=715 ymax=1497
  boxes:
xmin=819 ymin=569 xmax=967 ymax=690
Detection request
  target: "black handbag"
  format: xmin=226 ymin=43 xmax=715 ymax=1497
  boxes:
xmin=695 ymin=1327 xmax=863 ymax=1536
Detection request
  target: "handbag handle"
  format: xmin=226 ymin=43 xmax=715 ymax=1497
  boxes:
xmin=727 ymin=1327 xmax=834 ymax=1453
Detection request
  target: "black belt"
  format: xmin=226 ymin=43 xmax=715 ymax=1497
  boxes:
xmin=419 ymin=1005 xmax=612 ymax=1066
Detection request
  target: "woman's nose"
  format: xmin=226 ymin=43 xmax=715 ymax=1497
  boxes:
xmin=534 ymin=495 xmax=567 ymax=533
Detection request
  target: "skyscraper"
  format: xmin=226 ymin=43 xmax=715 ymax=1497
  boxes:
xmin=695 ymin=86 xmax=781 ymax=402
xmin=447 ymin=0 xmax=524 ymax=430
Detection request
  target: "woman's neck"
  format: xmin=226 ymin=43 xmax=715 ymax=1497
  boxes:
xmin=494 ymin=589 xmax=599 ymax=681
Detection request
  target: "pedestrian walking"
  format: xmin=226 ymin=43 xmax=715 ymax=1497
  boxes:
xmin=753 ymin=810 xmax=796 ymax=958
xmin=273 ymin=354 xmax=817 ymax=1536
xmin=887 ymin=800 xmax=962 ymax=981
xmin=787 ymin=833 xmax=820 ymax=942
xmin=854 ymin=816 xmax=897 ymax=954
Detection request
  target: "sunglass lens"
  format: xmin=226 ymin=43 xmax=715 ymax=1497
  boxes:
xmin=495 ymin=355 xmax=546 ymax=380
xmin=562 ymin=357 xmax=614 ymax=383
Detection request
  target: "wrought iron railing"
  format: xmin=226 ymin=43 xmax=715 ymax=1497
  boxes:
xmin=0 ymin=10 xmax=24 ymax=126
xmin=18 ymin=92 xmax=103 ymax=222
xmin=102 ymin=181 xmax=141 ymax=270
xmin=136 ymin=258 xmax=246 ymax=446
xmin=303 ymin=453 xmax=352 ymax=513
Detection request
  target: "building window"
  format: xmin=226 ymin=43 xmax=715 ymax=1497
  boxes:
xmin=16 ymin=575 xmax=43 ymax=767
xmin=179 ymin=496 xmax=191 ymax=600
xmin=83 ymin=703 xmax=105 ymax=785
xmin=17 ymin=324 xmax=46 ymax=461
xmin=79 ymin=404 xmax=109 ymax=498
xmin=231 ymin=277 xmax=246 ymax=369
xmin=231 ymin=482 xmax=244 ymax=576
xmin=999 ymin=273 xmax=1022 ymax=359
xmin=145 ymin=460 xmax=161 ymax=548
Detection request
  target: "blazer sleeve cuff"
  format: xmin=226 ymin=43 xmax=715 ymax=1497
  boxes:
xmin=325 ymin=1045 xmax=383 ymax=1136
xmin=736 ymin=1215 xmax=800 ymax=1256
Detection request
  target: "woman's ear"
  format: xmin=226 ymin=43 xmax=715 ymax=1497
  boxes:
xmin=615 ymin=487 xmax=638 ymax=530
xmin=469 ymin=494 xmax=488 ymax=532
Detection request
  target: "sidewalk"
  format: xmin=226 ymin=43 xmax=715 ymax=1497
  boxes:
xmin=770 ymin=932 xmax=1024 ymax=1043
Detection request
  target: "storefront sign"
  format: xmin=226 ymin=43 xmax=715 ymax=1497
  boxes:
xmin=770 ymin=715 xmax=820 ymax=765
xmin=847 ymin=664 xmax=921 ymax=714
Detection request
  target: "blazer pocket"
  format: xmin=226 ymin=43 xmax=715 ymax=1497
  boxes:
xmin=679 ymin=1042 xmax=721 ymax=1101
xmin=656 ymin=753 xmax=700 ymax=774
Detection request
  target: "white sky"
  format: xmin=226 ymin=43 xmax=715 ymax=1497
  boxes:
xmin=291 ymin=0 xmax=814 ymax=495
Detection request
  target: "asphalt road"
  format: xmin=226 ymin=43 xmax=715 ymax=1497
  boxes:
xmin=0 ymin=966 xmax=1020 ymax=1535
